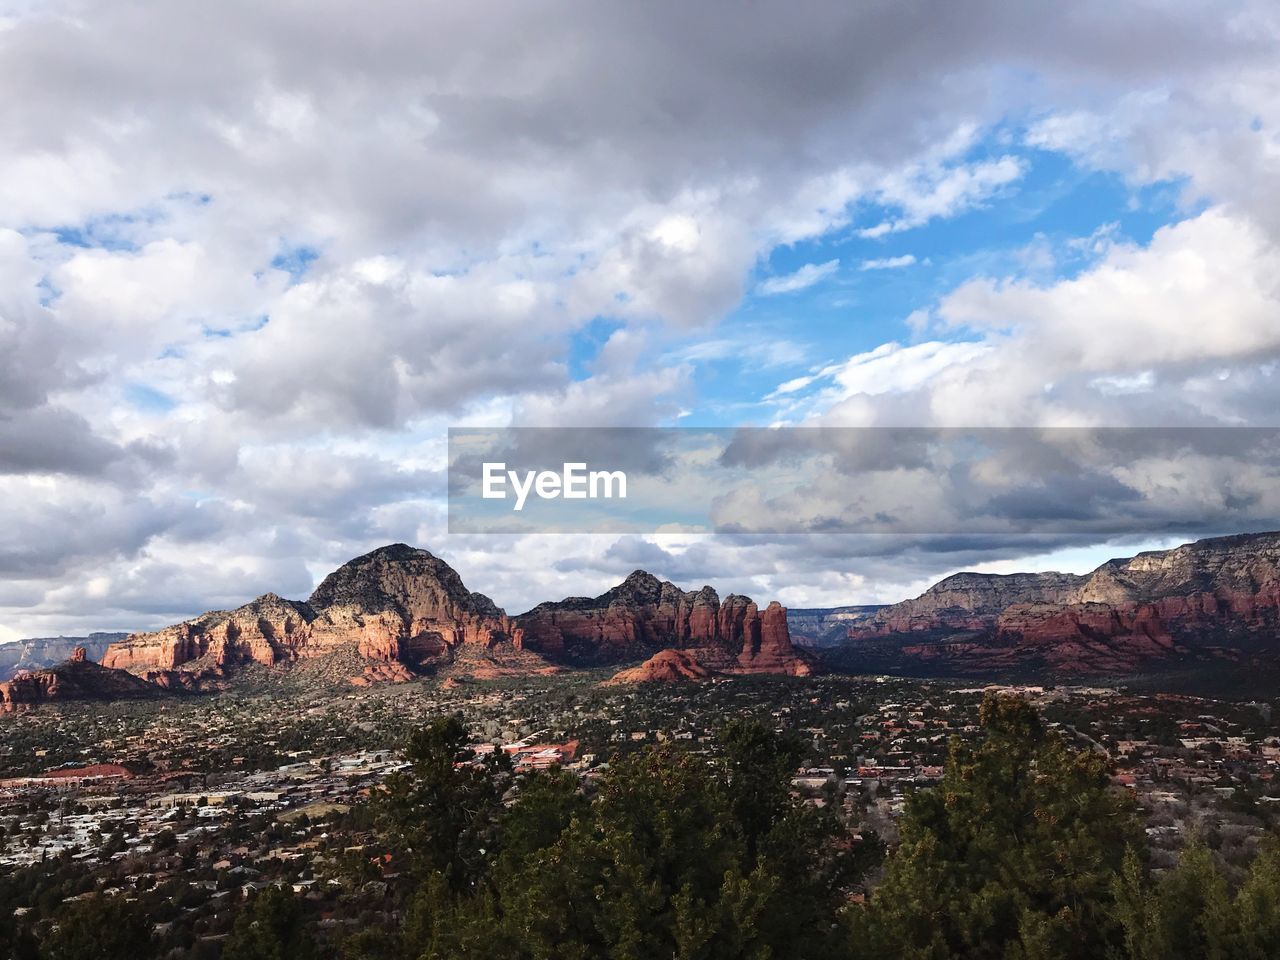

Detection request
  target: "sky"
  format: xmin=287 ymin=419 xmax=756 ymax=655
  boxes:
xmin=3 ymin=0 xmax=1280 ymax=641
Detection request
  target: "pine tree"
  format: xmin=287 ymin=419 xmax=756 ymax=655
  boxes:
xmin=223 ymin=885 xmax=322 ymax=960
xmin=851 ymin=693 xmax=1142 ymax=960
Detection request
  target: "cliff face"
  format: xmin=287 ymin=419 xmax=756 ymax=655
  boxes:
xmin=307 ymin=543 xmax=519 ymax=662
xmin=607 ymin=649 xmax=711 ymax=684
xmin=98 ymin=554 xmax=809 ymax=690
xmin=519 ymin=571 xmax=811 ymax=678
xmin=0 ymin=654 xmax=166 ymax=712
xmin=102 ymin=545 xmax=528 ymax=686
xmin=787 ymin=606 xmax=884 ymax=648
xmin=517 ymin=572 xmax=719 ymax=663
xmin=838 ymin=531 xmax=1280 ymax=676
xmin=103 ymin=594 xmax=314 ymax=675
xmin=0 ymin=633 xmax=126 ymax=681
xmin=862 ymin=572 xmax=1088 ymax=635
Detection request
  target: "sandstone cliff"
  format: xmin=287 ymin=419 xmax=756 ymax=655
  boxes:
xmin=0 ymin=652 xmax=166 ymax=712
xmin=518 ymin=571 xmax=811 ymax=677
xmin=787 ymin=605 xmax=884 ymax=648
xmin=0 ymin=632 xmax=126 ymax=682
xmin=103 ymin=545 xmax=533 ymax=686
xmin=837 ymin=531 xmax=1280 ymax=676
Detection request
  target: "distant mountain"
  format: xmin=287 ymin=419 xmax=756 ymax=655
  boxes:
xmin=95 ymin=545 xmax=811 ymax=695
xmin=1 ymin=646 xmax=165 ymax=712
xmin=787 ymin=605 xmax=885 ymax=648
xmin=102 ymin=544 xmax=537 ymax=687
xmin=0 ymin=633 xmax=126 ymax=682
xmin=828 ymin=531 xmax=1280 ymax=678
xmin=517 ymin=570 xmax=811 ymax=678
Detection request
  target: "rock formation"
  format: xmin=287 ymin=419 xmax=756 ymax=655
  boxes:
xmin=103 ymin=544 xmax=534 ymax=687
xmin=518 ymin=571 xmax=811 ymax=677
xmin=0 ymin=633 xmax=126 ymax=682
xmin=0 ymin=656 xmax=166 ymax=712
xmin=786 ymin=605 xmax=884 ymax=648
xmin=607 ymin=649 xmax=711 ymax=684
xmin=835 ymin=531 xmax=1280 ymax=676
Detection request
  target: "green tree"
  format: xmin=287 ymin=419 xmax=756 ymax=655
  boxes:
xmin=1232 ymin=835 xmax=1280 ymax=959
xmin=40 ymin=896 xmax=157 ymax=960
xmin=1116 ymin=835 xmax=1280 ymax=960
xmin=495 ymin=739 xmax=858 ymax=960
xmin=373 ymin=715 xmax=505 ymax=891
xmin=495 ymin=766 xmax=588 ymax=869
xmin=223 ymin=885 xmax=321 ymax=960
xmin=720 ymin=718 xmax=804 ymax=867
xmin=852 ymin=693 xmax=1142 ymax=960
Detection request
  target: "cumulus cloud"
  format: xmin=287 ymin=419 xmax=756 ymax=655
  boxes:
xmin=1 ymin=0 xmax=1279 ymax=633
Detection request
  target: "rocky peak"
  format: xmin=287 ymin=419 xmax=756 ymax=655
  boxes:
xmin=102 ymin=543 xmax=526 ymax=686
xmin=607 ymin=570 xmax=671 ymax=606
xmin=837 ymin=529 xmax=1280 ymax=678
xmin=308 ymin=544 xmax=481 ymax=617
xmin=516 ymin=572 xmax=810 ymax=677
xmin=1 ymin=658 xmax=166 ymax=712
xmin=69 ymin=646 xmax=87 ymax=662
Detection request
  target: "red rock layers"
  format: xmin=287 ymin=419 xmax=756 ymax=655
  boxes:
xmin=0 ymin=657 xmax=165 ymax=712
xmin=519 ymin=571 xmax=812 ymax=680
xmin=841 ymin=531 xmax=1280 ymax=676
xmin=607 ymin=649 xmax=711 ymax=684
xmin=103 ymin=544 xmax=532 ymax=686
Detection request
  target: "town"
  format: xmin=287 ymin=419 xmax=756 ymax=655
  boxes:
xmin=3 ymin=670 xmax=1279 ymax=953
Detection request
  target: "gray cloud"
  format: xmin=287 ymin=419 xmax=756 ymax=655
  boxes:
xmin=0 ymin=1 xmax=1278 ymax=636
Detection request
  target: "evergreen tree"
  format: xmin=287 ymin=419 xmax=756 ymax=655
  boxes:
xmin=1231 ymin=835 xmax=1280 ymax=959
xmin=851 ymin=693 xmax=1142 ymax=960
xmin=223 ymin=885 xmax=322 ymax=960
xmin=40 ymin=895 xmax=157 ymax=960
xmin=373 ymin=715 xmax=505 ymax=891
xmin=1114 ymin=836 xmax=1280 ymax=960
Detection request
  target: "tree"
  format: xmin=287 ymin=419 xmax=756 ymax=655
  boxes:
xmin=493 ymin=735 xmax=862 ymax=960
xmin=851 ymin=693 xmax=1142 ymax=960
xmin=1116 ymin=835 xmax=1280 ymax=960
xmin=720 ymin=718 xmax=805 ymax=867
xmin=373 ymin=715 xmax=505 ymax=891
xmin=223 ymin=886 xmax=321 ymax=960
xmin=40 ymin=896 xmax=157 ymax=960
xmin=1232 ymin=834 xmax=1280 ymax=959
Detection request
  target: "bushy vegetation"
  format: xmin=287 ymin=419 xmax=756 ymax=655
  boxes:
xmin=341 ymin=714 xmax=873 ymax=959
xmin=11 ymin=693 xmax=1280 ymax=958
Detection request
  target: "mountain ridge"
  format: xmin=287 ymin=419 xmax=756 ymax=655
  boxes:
xmin=0 ymin=633 xmax=127 ymax=682
xmin=97 ymin=545 xmax=808 ymax=691
xmin=832 ymin=530 xmax=1280 ymax=676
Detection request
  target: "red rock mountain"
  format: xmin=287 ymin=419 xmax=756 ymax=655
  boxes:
xmin=0 ymin=654 xmax=166 ymax=712
xmin=103 ymin=544 xmax=531 ymax=686
xmin=606 ymin=649 xmax=711 ymax=684
xmin=0 ymin=633 xmax=127 ymax=682
xmin=836 ymin=531 xmax=1280 ymax=676
xmin=518 ymin=570 xmax=812 ymax=679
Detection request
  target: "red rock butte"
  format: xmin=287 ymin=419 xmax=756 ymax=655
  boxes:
xmin=839 ymin=530 xmax=1280 ymax=675
xmin=99 ymin=546 xmax=810 ymax=689
xmin=516 ymin=570 xmax=812 ymax=681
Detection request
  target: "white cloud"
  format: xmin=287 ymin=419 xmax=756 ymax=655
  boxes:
xmin=2 ymin=0 xmax=1280 ymax=629
xmin=939 ymin=209 xmax=1280 ymax=372
xmin=860 ymin=254 xmax=919 ymax=270
xmin=823 ymin=341 xmax=992 ymax=401
xmin=858 ymin=155 xmax=1026 ymax=237
xmin=756 ymin=259 xmax=840 ymax=295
